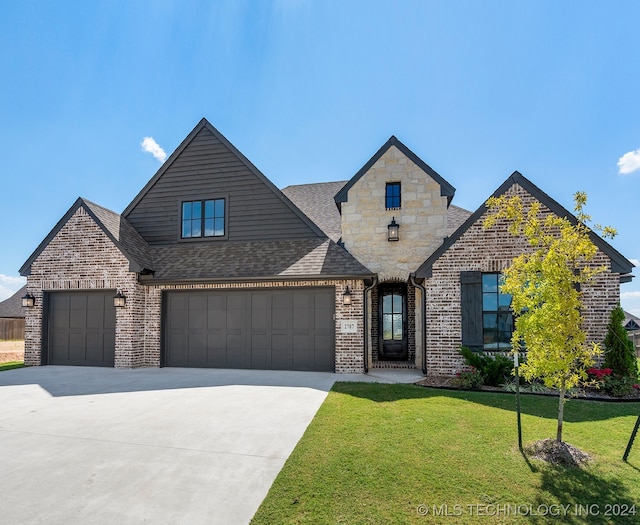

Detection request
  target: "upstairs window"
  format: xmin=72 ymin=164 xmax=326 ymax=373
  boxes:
xmin=182 ymin=199 xmax=225 ymax=238
xmin=385 ymin=182 xmax=401 ymax=209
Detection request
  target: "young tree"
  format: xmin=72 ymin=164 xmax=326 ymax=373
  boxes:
xmin=603 ymin=305 xmax=638 ymax=379
xmin=484 ymin=192 xmax=616 ymax=443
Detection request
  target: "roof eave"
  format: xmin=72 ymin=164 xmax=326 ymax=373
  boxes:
xmin=138 ymin=273 xmax=377 ymax=286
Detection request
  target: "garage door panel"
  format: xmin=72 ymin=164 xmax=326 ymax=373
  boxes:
xmin=164 ymin=288 xmax=334 ymax=371
xmin=167 ymin=295 xmax=188 ymax=328
xmin=68 ymin=333 xmax=86 ymax=362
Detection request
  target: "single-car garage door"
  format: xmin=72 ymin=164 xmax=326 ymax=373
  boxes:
xmin=164 ymin=288 xmax=335 ymax=371
xmin=46 ymin=291 xmax=116 ymax=366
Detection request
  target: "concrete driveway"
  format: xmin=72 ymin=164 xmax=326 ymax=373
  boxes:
xmin=0 ymin=366 xmax=342 ymax=525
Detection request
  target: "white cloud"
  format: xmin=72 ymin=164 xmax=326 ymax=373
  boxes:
xmin=141 ymin=137 xmax=167 ymax=163
xmin=621 ymin=290 xmax=640 ymax=317
xmin=617 ymin=148 xmax=640 ymax=175
xmin=630 ymin=258 xmax=640 ymax=267
xmin=0 ymin=274 xmax=26 ymax=302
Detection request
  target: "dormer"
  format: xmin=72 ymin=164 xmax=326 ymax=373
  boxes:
xmin=335 ymin=136 xmax=455 ymax=281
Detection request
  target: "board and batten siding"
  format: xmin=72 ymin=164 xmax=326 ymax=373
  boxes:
xmin=125 ymin=127 xmax=319 ymax=244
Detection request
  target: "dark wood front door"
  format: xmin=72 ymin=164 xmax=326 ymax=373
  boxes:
xmin=379 ymin=284 xmax=408 ymax=360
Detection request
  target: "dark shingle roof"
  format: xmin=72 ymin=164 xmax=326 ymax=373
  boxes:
xmin=20 ymin=198 xmax=153 ymax=276
xmin=0 ymin=285 xmax=26 ymax=318
xmin=282 ymin=181 xmax=347 ymax=242
xmin=147 ymin=239 xmax=373 ymax=282
xmin=447 ymin=204 xmax=472 ymax=236
xmin=83 ymin=200 xmax=154 ymax=272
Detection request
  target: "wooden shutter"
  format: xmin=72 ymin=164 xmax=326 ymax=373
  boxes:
xmin=460 ymin=271 xmax=483 ymax=351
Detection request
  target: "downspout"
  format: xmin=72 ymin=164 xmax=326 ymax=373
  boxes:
xmin=410 ymin=272 xmax=427 ymax=376
xmin=362 ymin=277 xmax=378 ymax=374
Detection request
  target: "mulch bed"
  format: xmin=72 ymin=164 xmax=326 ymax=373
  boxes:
xmin=415 ymin=375 xmax=640 ymax=401
xmin=526 ymin=438 xmax=592 ymax=467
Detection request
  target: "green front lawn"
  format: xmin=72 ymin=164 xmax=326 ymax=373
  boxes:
xmin=252 ymin=383 xmax=640 ymax=525
xmin=0 ymin=361 xmax=24 ymax=371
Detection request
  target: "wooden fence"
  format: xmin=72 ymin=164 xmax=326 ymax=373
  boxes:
xmin=0 ymin=318 xmax=25 ymax=341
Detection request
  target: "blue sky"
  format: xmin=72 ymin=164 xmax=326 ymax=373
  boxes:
xmin=1 ymin=1 xmax=639 ymax=315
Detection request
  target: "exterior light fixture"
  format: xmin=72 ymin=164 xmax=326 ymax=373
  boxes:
xmin=22 ymin=293 xmax=35 ymax=308
xmin=387 ymin=217 xmax=399 ymax=241
xmin=113 ymin=291 xmax=126 ymax=308
xmin=343 ymin=286 xmax=352 ymax=306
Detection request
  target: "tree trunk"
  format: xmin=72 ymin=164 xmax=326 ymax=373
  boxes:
xmin=556 ymin=378 xmax=566 ymax=443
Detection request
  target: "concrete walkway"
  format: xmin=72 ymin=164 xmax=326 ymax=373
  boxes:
xmin=0 ymin=366 xmax=422 ymax=524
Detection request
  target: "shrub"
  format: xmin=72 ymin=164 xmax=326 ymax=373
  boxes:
xmin=587 ymin=367 xmax=612 ymax=380
xmin=458 ymin=346 xmax=514 ymax=387
xmin=602 ymin=375 xmax=637 ymax=397
xmin=455 ymin=367 xmax=484 ymax=389
xmin=603 ymin=306 xmax=638 ymax=379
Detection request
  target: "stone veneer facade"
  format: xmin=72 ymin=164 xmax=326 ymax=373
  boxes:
xmin=423 ymin=184 xmax=620 ymax=377
xmin=24 ymin=207 xmax=366 ymax=372
xmin=340 ymin=145 xmax=449 ymax=281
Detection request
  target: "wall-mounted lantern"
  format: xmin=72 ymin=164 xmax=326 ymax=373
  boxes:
xmin=22 ymin=293 xmax=35 ymax=308
xmin=342 ymin=286 xmax=352 ymax=306
xmin=387 ymin=217 xmax=400 ymax=242
xmin=113 ymin=291 xmax=126 ymax=308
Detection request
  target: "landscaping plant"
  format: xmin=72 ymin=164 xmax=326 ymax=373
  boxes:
xmin=484 ymin=191 xmax=616 ymax=444
xmin=603 ymin=305 xmax=638 ymax=380
xmin=458 ymin=346 xmax=513 ymax=386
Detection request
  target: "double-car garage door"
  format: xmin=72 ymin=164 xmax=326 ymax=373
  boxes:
xmin=164 ymin=288 xmax=335 ymax=371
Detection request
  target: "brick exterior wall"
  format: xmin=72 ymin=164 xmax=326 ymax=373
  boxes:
xmin=424 ymin=183 xmax=621 ymax=377
xmin=340 ymin=145 xmax=449 ymax=281
xmin=24 ymin=206 xmax=365 ymax=372
xmin=24 ymin=207 xmax=146 ymax=367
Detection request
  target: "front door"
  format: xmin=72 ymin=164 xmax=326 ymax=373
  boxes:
xmin=379 ymin=284 xmax=408 ymax=360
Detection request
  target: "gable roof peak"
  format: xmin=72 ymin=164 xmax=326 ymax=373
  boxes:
xmin=334 ymin=136 xmax=456 ymax=208
xmin=415 ymin=170 xmax=635 ymax=278
xmin=122 ymin=118 xmax=325 ymax=238
xmin=20 ymin=197 xmax=152 ymax=276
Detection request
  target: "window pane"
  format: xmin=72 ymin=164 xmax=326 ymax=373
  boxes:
xmin=382 ymin=295 xmax=392 ymax=313
xmin=215 ymin=199 xmax=225 ymax=218
xmin=392 ymin=294 xmax=402 ymax=313
xmin=483 ymin=293 xmax=497 ymax=311
xmin=204 ymin=200 xmax=214 ymax=219
xmin=204 ymin=218 xmax=214 ymax=237
xmin=214 ymin=218 xmax=224 ymax=236
xmin=191 ymin=220 xmax=201 ymax=237
xmin=191 ymin=201 xmax=202 ymax=220
xmin=498 ymin=313 xmax=513 ymax=332
xmin=497 ymin=331 xmax=513 ymax=346
xmin=383 ymin=315 xmax=392 ymax=340
xmin=498 ymin=293 xmax=512 ymax=309
xmin=483 ymin=313 xmax=497 ymax=330
xmin=392 ymin=314 xmax=403 ymax=340
xmin=182 ymin=221 xmax=191 ymax=238
xmin=482 ymin=274 xmax=498 ymax=292
xmin=182 ymin=202 xmax=191 ymax=220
